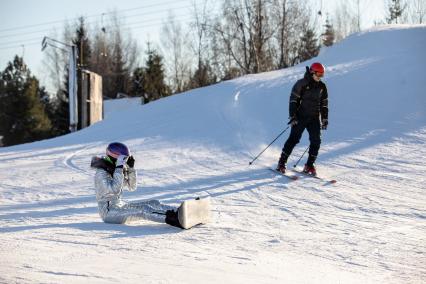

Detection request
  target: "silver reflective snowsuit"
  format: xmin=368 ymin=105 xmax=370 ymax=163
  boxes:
xmin=94 ymin=166 xmax=175 ymax=224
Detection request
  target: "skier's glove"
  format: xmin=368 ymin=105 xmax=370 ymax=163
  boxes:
xmin=288 ymin=117 xmax=298 ymax=126
xmin=116 ymin=155 xmax=129 ymax=168
xmin=127 ymin=155 xmax=135 ymax=168
xmin=321 ymin=119 xmax=328 ymax=130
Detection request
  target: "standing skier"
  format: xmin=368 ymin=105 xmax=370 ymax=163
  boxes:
xmin=276 ymin=62 xmax=328 ymax=176
xmin=90 ymin=142 xmax=183 ymax=228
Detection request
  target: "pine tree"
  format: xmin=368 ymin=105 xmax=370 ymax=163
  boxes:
xmin=187 ymin=61 xmax=217 ymax=89
xmin=73 ymin=17 xmax=92 ymax=70
xmin=297 ymin=27 xmax=320 ymax=63
xmin=140 ymin=48 xmax=170 ymax=102
xmin=387 ymin=0 xmax=406 ymax=24
xmin=46 ymin=88 xmax=70 ymax=136
xmin=322 ymin=17 xmax=335 ymax=47
xmin=110 ymin=33 xmax=128 ymax=97
xmin=72 ymin=17 xmax=92 ymax=129
xmin=47 ymin=59 xmax=71 ymax=136
xmin=90 ymin=12 xmax=138 ymax=99
xmin=0 ymin=56 xmax=52 ymax=146
xmin=131 ymin=67 xmax=146 ymax=103
xmin=56 ymin=17 xmax=92 ymax=132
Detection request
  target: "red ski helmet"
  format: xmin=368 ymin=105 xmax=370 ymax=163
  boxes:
xmin=310 ymin=62 xmax=325 ymax=75
xmin=106 ymin=142 xmax=130 ymax=159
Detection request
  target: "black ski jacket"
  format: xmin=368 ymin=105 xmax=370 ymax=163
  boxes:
xmin=289 ymin=67 xmax=328 ymax=120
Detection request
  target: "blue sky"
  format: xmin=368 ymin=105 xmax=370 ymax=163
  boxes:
xmin=0 ymin=0 xmax=199 ymax=90
xmin=0 ymin=0 xmax=385 ymax=92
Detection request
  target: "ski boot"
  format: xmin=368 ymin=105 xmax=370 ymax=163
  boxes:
xmin=276 ymin=152 xmax=289 ymax=174
xmin=276 ymin=163 xmax=286 ymax=174
xmin=303 ymin=164 xmax=317 ymax=176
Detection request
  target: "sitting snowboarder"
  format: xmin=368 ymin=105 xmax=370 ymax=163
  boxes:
xmin=90 ymin=142 xmax=184 ymax=228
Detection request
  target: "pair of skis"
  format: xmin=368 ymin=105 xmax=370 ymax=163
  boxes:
xmin=269 ymin=167 xmax=337 ymax=184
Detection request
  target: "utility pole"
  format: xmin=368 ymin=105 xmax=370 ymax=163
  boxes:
xmin=41 ymin=36 xmax=78 ymax=132
xmin=77 ymin=32 xmax=84 ymax=130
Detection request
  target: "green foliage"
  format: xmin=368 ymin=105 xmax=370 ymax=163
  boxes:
xmin=42 ymin=88 xmax=70 ymax=136
xmin=73 ymin=17 xmax=92 ymax=69
xmin=133 ymin=48 xmax=170 ymax=103
xmin=109 ymin=36 xmax=128 ymax=97
xmin=297 ymin=28 xmax=320 ymax=63
xmin=73 ymin=17 xmax=92 ymax=129
xmin=322 ymin=17 xmax=335 ymax=47
xmin=387 ymin=0 xmax=406 ymax=24
xmin=46 ymin=57 xmax=72 ymax=136
xmin=131 ymin=67 xmax=145 ymax=101
xmin=0 ymin=56 xmax=52 ymax=146
xmin=187 ymin=62 xmax=217 ymax=89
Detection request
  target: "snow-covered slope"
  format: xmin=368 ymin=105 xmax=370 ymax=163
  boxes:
xmin=1 ymin=25 xmax=425 ymax=284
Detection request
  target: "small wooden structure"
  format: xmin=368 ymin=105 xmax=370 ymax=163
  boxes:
xmin=80 ymin=70 xmax=103 ymax=129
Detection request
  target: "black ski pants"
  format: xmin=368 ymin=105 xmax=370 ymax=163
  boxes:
xmin=281 ymin=116 xmax=321 ymax=163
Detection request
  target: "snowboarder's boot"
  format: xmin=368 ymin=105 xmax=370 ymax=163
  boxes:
xmin=165 ymin=210 xmax=183 ymax=229
xmin=303 ymin=164 xmax=317 ymax=176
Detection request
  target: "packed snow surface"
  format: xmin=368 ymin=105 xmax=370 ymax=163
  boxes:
xmin=1 ymin=25 xmax=425 ymax=283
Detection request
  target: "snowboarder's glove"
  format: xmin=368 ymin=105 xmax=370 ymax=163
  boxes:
xmin=288 ymin=117 xmax=298 ymax=126
xmin=321 ymin=119 xmax=328 ymax=130
xmin=116 ymin=155 xmax=129 ymax=168
xmin=127 ymin=155 xmax=135 ymax=168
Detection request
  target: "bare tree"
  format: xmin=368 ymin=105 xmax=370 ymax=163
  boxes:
xmin=161 ymin=12 xmax=192 ymax=93
xmin=355 ymin=0 xmax=361 ymax=32
xmin=186 ymin=0 xmax=218 ymax=88
xmin=41 ymin=11 xmax=140 ymax=99
xmin=333 ymin=0 xmax=359 ymax=42
xmin=208 ymin=21 xmax=240 ymax=80
xmin=41 ymin=24 xmax=74 ymax=93
xmin=91 ymin=10 xmax=139 ymax=98
xmin=214 ymin=0 xmax=275 ymax=74
xmin=270 ymin=0 xmax=307 ymax=68
xmin=41 ymin=31 xmax=67 ymax=92
xmin=252 ymin=0 xmax=275 ymax=72
xmin=406 ymin=0 xmax=425 ymax=24
xmin=189 ymin=0 xmax=211 ymax=71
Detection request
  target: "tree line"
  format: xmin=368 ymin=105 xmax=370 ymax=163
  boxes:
xmin=0 ymin=0 xmax=423 ymax=146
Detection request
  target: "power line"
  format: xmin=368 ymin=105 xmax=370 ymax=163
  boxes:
xmin=0 ymin=1 xmax=201 ymax=46
xmin=0 ymin=36 xmax=44 ymax=47
xmin=0 ymin=13 xmax=193 ymax=49
xmin=111 ymin=13 xmax=193 ymax=30
xmin=0 ymin=2 xmax=196 ymax=40
xmin=0 ymin=0 xmax=221 ymax=51
xmin=0 ymin=41 xmax=40 ymax=51
xmin=0 ymin=27 xmax=53 ymax=40
xmin=0 ymin=13 xmax=195 ymax=51
xmin=0 ymin=0 xmax=191 ymax=34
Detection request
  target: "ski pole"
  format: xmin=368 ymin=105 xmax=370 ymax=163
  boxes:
xmin=249 ymin=125 xmax=290 ymax=165
xmin=293 ymin=145 xmax=309 ymax=168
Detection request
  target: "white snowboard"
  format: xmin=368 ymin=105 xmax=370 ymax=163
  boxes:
xmin=178 ymin=197 xmax=211 ymax=229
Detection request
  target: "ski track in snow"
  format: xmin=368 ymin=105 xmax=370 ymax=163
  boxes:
xmin=1 ymin=25 xmax=426 ymax=283
xmin=1 ymin=128 xmax=424 ymax=283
